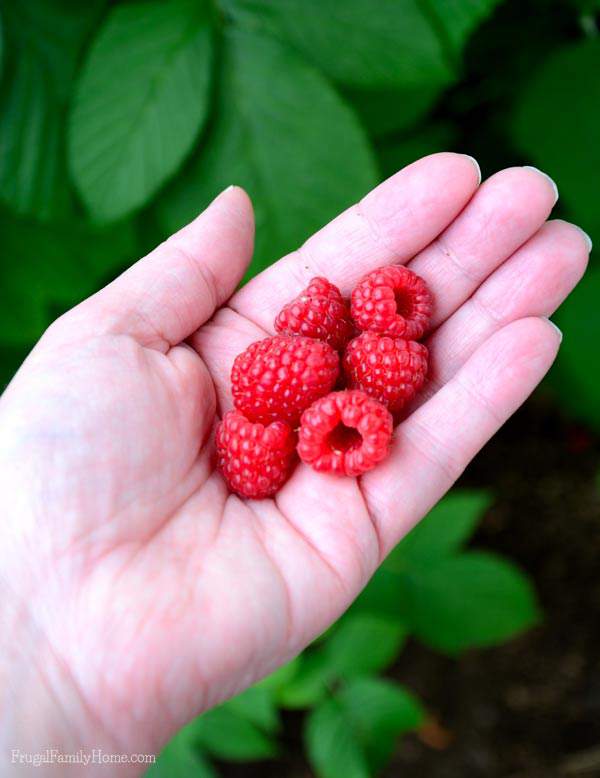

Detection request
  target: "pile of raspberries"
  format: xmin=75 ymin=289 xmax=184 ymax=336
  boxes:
xmin=216 ymin=265 xmax=433 ymax=498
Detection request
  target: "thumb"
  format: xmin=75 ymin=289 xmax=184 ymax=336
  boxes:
xmin=59 ymin=186 xmax=255 ymax=351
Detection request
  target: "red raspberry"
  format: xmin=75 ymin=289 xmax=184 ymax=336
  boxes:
xmin=297 ymin=390 xmax=393 ymax=476
xmin=231 ymin=335 xmax=339 ymax=425
xmin=351 ymin=265 xmax=432 ymax=340
xmin=216 ymin=411 xmax=296 ymax=498
xmin=343 ymin=332 xmax=428 ymax=414
xmin=275 ymin=277 xmax=354 ymax=350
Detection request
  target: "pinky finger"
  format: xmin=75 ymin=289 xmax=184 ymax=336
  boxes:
xmin=361 ymin=317 xmax=562 ymax=556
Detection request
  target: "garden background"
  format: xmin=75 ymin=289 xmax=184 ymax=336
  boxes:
xmin=0 ymin=0 xmax=599 ymax=775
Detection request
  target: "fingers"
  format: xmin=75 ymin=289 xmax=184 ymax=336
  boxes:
xmin=419 ymin=219 xmax=590 ymax=404
xmin=407 ymin=166 xmax=558 ymax=327
xmin=61 ymin=187 xmax=255 ymax=351
xmin=229 ymin=153 xmax=481 ymax=330
xmin=361 ymin=317 xmax=562 ymax=556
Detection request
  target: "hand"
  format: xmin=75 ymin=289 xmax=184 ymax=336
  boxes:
xmin=0 ymin=154 xmax=589 ymax=772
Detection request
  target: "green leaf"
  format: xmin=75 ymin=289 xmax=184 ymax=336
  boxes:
xmin=192 ymin=706 xmax=278 ymax=761
xmin=69 ymin=0 xmax=213 ymax=222
xmin=305 ymin=698 xmax=370 ymax=778
xmin=0 ymin=10 xmax=3 ymax=81
xmin=388 ymin=489 xmax=492 ymax=567
xmin=377 ymin=120 xmax=458 ymax=177
xmin=0 ymin=345 xmax=30 ymax=393
xmin=351 ymin=567 xmax=405 ymax=620
xmin=225 ymin=685 xmax=280 ymax=733
xmin=512 ymin=39 xmax=600 ymax=239
xmin=0 ymin=0 xmax=104 ymax=220
xmin=276 ymin=650 xmax=333 ymax=709
xmin=305 ymin=679 xmax=424 ymax=778
xmin=325 ymin=613 xmax=406 ymax=677
xmin=400 ymin=551 xmax=541 ymax=654
xmin=0 ymin=209 xmax=138 ymax=346
xmin=224 ymin=0 xmax=453 ymax=89
xmin=554 ymin=269 xmax=600 ymax=429
xmin=426 ymin=0 xmax=504 ymax=55
xmin=145 ymin=725 xmax=216 ymax=778
xmin=347 ymin=84 xmax=443 ymax=138
xmin=338 ymin=678 xmax=424 ymax=771
xmin=159 ymin=28 xmax=377 ymax=277
xmin=254 ymin=657 xmax=301 ymax=693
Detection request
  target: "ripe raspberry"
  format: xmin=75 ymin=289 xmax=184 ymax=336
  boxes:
xmin=343 ymin=332 xmax=428 ymax=414
xmin=297 ymin=390 xmax=393 ymax=477
xmin=351 ymin=265 xmax=432 ymax=340
xmin=231 ymin=335 xmax=339 ymax=425
xmin=275 ymin=277 xmax=354 ymax=350
xmin=216 ymin=411 xmax=296 ymax=498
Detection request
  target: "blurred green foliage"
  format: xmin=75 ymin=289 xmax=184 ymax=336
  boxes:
xmin=0 ymin=0 xmax=598 ymax=419
xmin=0 ymin=0 xmax=597 ymax=773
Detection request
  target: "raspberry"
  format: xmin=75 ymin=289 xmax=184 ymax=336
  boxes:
xmin=343 ymin=332 xmax=428 ymax=414
xmin=297 ymin=390 xmax=393 ymax=476
xmin=351 ymin=265 xmax=432 ymax=340
xmin=275 ymin=276 xmax=354 ymax=350
xmin=231 ymin=335 xmax=339 ymax=425
xmin=216 ymin=411 xmax=296 ymax=498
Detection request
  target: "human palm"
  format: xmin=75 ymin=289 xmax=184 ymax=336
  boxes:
xmin=0 ymin=154 xmax=589 ymax=767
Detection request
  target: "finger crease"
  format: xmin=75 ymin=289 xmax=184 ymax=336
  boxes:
xmin=403 ymin=418 xmax=465 ymax=485
xmin=354 ymin=199 xmax=404 ymax=263
xmin=434 ymin=235 xmax=482 ymax=284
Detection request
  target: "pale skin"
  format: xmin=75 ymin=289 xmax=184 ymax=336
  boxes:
xmin=0 ymin=154 xmax=591 ymax=775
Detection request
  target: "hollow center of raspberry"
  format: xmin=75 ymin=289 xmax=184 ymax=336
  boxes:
xmin=327 ymin=423 xmax=362 ymax=453
xmin=394 ymin=288 xmax=414 ymax=318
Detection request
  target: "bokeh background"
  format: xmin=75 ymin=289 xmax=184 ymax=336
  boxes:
xmin=1 ymin=0 xmax=599 ymax=776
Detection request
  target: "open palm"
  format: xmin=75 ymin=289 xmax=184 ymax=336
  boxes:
xmin=0 ymin=154 xmax=589 ymax=764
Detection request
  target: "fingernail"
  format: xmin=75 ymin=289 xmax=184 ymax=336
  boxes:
xmin=463 ymin=155 xmax=481 ymax=185
xmin=574 ymin=224 xmax=593 ymax=252
xmin=523 ymin=166 xmax=559 ymax=205
xmin=213 ymin=185 xmax=237 ymax=202
xmin=543 ymin=317 xmax=563 ymax=343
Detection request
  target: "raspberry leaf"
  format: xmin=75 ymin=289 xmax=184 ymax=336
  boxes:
xmin=426 ymin=0 xmax=505 ymax=56
xmin=346 ymin=84 xmax=444 ymax=138
xmin=387 ymin=489 xmax=493 ymax=566
xmin=336 ymin=678 xmax=425 ymax=772
xmin=376 ymin=120 xmax=459 ymax=177
xmin=0 ymin=208 xmax=138 ymax=346
xmin=223 ymin=0 xmax=452 ymax=89
xmin=398 ymin=551 xmax=541 ymax=654
xmin=305 ymin=697 xmax=370 ymax=778
xmin=147 ymin=726 xmax=216 ymax=778
xmin=323 ymin=613 xmax=407 ymax=678
xmin=192 ymin=705 xmax=279 ymax=761
xmin=512 ymin=39 xmax=600 ymax=239
xmin=69 ymin=0 xmax=213 ymax=222
xmin=0 ymin=0 xmax=104 ymax=221
xmin=554 ymin=268 xmax=600 ymax=429
xmin=305 ymin=679 xmax=424 ymax=778
xmin=158 ymin=28 xmax=377 ymax=276
xmin=276 ymin=651 xmax=334 ymax=709
xmin=226 ymin=685 xmax=281 ymax=734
